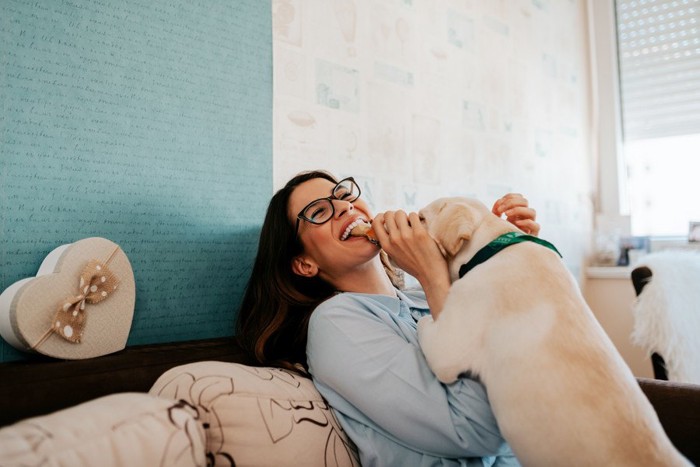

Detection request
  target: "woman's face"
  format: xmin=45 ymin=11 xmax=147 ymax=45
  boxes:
xmin=288 ymin=177 xmax=379 ymax=279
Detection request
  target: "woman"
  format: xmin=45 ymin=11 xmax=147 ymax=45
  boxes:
xmin=236 ymin=170 xmax=539 ymax=466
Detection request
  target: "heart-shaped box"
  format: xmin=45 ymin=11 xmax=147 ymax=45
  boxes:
xmin=0 ymin=237 xmax=136 ymax=359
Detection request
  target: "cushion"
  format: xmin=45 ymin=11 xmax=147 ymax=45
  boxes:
xmin=0 ymin=393 xmax=205 ymax=467
xmin=149 ymin=361 xmax=359 ymax=466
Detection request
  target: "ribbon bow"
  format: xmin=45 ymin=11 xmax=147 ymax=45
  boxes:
xmin=52 ymin=259 xmax=119 ymax=343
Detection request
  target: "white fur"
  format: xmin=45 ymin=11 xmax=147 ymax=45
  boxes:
xmin=632 ymin=251 xmax=700 ymax=384
xmin=416 ymin=197 xmax=690 ymax=467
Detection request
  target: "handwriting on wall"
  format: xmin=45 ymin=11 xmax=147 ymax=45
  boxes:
xmin=0 ymin=0 xmax=272 ymax=361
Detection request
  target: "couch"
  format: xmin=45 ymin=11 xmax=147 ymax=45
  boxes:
xmin=1 ymin=337 xmax=699 ymax=464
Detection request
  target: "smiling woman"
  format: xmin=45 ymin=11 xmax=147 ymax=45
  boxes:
xmin=235 ymin=169 xmax=541 ymax=466
xmin=287 ymin=176 xmax=385 ymax=292
xmin=236 ymin=171 xmax=396 ymax=372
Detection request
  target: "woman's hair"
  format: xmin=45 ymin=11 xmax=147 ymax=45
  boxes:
xmin=235 ymin=171 xmax=338 ymax=373
xmin=235 ymin=170 xmax=404 ymax=373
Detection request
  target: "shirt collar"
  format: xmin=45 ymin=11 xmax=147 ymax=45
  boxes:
xmin=396 ymin=288 xmax=429 ymax=310
xmin=337 ymin=288 xmax=429 ymax=315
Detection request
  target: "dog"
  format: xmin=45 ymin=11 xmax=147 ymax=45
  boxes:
xmin=416 ymin=197 xmax=689 ymax=466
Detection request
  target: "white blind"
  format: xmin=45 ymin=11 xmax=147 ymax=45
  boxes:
xmin=615 ymin=0 xmax=700 ymax=140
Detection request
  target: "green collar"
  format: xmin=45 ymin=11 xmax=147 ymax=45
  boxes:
xmin=458 ymin=232 xmax=562 ymax=278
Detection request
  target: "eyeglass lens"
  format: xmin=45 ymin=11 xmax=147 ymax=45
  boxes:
xmin=333 ymin=178 xmax=360 ymax=200
xmin=304 ymin=199 xmax=334 ymax=223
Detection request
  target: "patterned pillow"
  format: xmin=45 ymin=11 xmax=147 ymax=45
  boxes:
xmin=0 ymin=393 xmax=205 ymax=466
xmin=149 ymin=361 xmax=359 ymax=467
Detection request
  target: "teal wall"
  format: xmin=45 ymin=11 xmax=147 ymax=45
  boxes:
xmin=0 ymin=0 xmax=272 ymax=361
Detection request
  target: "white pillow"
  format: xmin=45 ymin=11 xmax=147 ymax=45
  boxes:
xmin=149 ymin=361 xmax=359 ymax=467
xmin=0 ymin=393 xmax=206 ymax=467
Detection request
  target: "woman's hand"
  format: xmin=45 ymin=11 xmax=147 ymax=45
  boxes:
xmin=492 ymin=193 xmax=540 ymax=236
xmin=372 ymin=210 xmax=451 ymax=314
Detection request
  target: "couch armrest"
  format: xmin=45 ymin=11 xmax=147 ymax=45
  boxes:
xmin=638 ymin=377 xmax=700 ymax=464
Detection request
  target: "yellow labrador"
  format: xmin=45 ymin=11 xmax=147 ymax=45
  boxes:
xmin=416 ymin=197 xmax=689 ymax=466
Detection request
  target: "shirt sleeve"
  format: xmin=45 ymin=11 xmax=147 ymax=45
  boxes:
xmin=307 ymin=295 xmax=507 ymax=459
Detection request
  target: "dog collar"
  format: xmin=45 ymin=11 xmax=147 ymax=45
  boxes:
xmin=458 ymin=232 xmax=562 ymax=278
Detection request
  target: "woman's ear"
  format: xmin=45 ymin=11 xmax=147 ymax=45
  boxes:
xmin=291 ymin=255 xmax=319 ymax=278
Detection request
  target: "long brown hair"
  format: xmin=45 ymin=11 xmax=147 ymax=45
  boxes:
xmin=235 ymin=171 xmax=338 ymax=372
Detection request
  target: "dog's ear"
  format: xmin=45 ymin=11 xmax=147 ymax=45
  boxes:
xmin=429 ymin=204 xmax=477 ymax=257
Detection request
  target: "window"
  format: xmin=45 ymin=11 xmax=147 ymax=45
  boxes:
xmin=615 ymin=0 xmax=700 ymax=236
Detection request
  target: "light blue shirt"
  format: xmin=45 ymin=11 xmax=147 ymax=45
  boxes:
xmin=306 ymin=288 xmax=520 ymax=467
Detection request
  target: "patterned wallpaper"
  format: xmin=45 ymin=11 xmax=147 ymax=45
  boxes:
xmin=271 ymin=0 xmax=594 ymax=279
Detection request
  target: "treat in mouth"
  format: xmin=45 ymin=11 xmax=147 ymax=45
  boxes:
xmin=340 ymin=218 xmax=379 ymax=244
xmin=349 ymin=222 xmax=379 ymax=245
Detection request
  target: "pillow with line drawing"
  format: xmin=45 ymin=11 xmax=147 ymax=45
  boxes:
xmin=0 ymin=393 xmax=205 ymax=467
xmin=149 ymin=361 xmax=360 ymax=467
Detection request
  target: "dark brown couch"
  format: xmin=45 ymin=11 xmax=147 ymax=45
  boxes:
xmin=1 ymin=337 xmax=699 ymax=464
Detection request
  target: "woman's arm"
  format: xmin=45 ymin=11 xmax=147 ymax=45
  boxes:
xmin=372 ymin=210 xmax=451 ymax=313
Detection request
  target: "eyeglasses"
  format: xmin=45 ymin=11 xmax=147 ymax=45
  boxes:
xmin=295 ymin=177 xmax=361 ymax=236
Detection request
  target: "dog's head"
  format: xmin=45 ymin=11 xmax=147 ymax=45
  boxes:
xmin=419 ymin=197 xmax=491 ymax=257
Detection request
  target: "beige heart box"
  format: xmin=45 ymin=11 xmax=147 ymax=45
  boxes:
xmin=0 ymin=237 xmax=136 ymax=359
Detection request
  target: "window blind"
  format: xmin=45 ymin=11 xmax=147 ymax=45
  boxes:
xmin=615 ymin=0 xmax=700 ymax=140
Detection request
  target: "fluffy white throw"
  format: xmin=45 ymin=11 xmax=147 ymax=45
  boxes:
xmin=632 ymin=250 xmax=700 ymax=384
